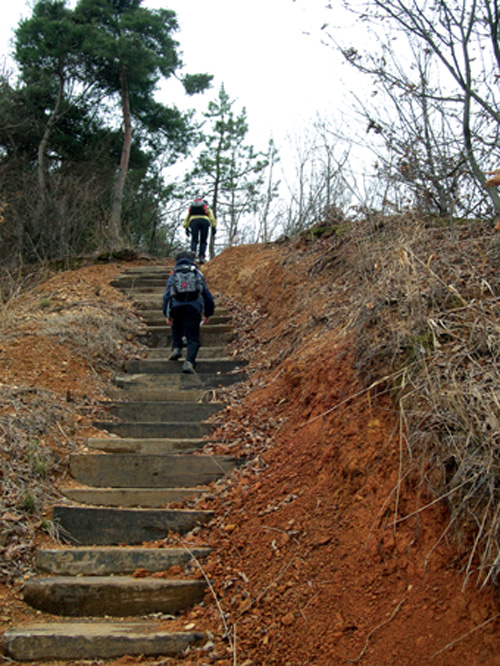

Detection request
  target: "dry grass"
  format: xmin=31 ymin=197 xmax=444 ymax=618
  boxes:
xmin=0 ymin=273 xmax=146 ymax=583
xmin=0 ymin=385 xmax=74 ymax=582
xmin=318 ymin=213 xmax=500 ymax=586
xmin=39 ymin=306 xmax=142 ymax=369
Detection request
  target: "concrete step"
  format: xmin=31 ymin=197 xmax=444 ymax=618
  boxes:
xmin=103 ymin=400 xmax=224 ymax=422
xmin=141 ymin=326 xmax=235 ymax=348
xmin=52 ymin=505 xmax=213 ymax=545
xmin=2 ymin=265 xmax=231 ymax=665
xmin=154 ymin=322 xmax=234 ymax=335
xmin=146 ymin=346 xmax=229 ymax=359
xmin=94 ymin=420 xmax=213 ymax=439
xmin=36 ymin=545 xmax=211 ymax=576
xmin=117 ymin=285 xmax=168 ymax=294
xmin=4 ymin=622 xmax=206 ymax=661
xmin=120 ymin=286 xmax=168 ymax=294
xmin=113 ymin=371 xmax=246 ymax=390
xmin=117 ymin=266 xmax=173 ymax=276
xmin=111 ymin=276 xmax=168 ymax=288
xmin=125 ymin=358 xmax=245 ymax=375
xmin=69 ymin=453 xmax=238 ymax=488
xmin=106 ymin=386 xmax=220 ymax=401
xmin=22 ymin=576 xmax=206 ymax=616
xmin=134 ymin=298 xmax=228 ymax=316
xmin=140 ymin=312 xmax=230 ymax=326
xmin=61 ymin=486 xmax=206 ymax=507
xmin=87 ymin=437 xmax=210 ymax=454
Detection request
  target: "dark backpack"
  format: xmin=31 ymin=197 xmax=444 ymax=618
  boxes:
xmin=189 ymin=199 xmax=208 ymax=216
xmin=170 ymin=264 xmax=203 ymax=301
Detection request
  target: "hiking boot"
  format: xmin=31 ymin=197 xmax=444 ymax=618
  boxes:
xmin=182 ymin=361 xmax=196 ymax=374
xmin=169 ymin=348 xmax=182 ymax=360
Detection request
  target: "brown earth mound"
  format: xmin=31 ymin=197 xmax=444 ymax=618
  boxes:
xmin=1 ymin=229 xmax=499 ymax=666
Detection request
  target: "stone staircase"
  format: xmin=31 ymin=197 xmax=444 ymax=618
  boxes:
xmin=4 ymin=265 xmax=246 ymax=662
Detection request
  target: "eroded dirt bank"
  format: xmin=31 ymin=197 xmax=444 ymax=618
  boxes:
xmin=1 ymin=223 xmax=499 ymax=665
xmin=196 ymin=238 xmax=500 ymax=666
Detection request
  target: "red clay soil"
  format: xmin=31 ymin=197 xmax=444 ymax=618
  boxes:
xmin=0 ymin=243 xmax=499 ymax=666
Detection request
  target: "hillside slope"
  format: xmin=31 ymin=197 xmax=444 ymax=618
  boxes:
xmin=1 ymin=216 xmax=499 ymax=665
xmin=196 ymin=224 xmax=500 ymax=666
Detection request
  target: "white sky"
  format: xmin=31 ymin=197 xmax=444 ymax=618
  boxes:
xmin=155 ymin=0 xmax=350 ymax=146
xmin=0 ymin=0 xmax=365 ymax=155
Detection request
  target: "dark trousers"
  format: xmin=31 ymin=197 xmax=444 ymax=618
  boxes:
xmin=170 ymin=304 xmax=202 ymax=366
xmin=189 ymin=218 xmax=210 ymax=259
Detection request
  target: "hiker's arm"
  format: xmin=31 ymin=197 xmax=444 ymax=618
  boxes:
xmin=162 ymin=279 xmax=173 ymax=323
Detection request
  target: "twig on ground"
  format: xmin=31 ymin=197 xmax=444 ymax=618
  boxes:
xmin=393 ymin=474 xmax=481 ymax=525
xmin=346 ymin=598 xmax=407 ymax=663
xmin=298 ymin=367 xmax=412 ymax=430
xmin=431 ymin=613 xmax=500 ymax=658
xmin=236 ymin=545 xmax=301 ymax=618
xmin=177 ymin=538 xmax=234 ymax=651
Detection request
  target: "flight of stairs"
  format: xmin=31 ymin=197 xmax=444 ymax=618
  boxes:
xmin=4 ymin=265 xmax=246 ymax=661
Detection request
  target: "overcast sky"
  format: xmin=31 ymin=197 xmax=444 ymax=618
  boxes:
xmin=154 ymin=0 xmax=353 ymax=145
xmin=0 ymin=0 xmax=365 ymax=154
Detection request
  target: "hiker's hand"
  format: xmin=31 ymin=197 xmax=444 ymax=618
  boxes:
xmin=203 ymin=317 xmax=210 ymax=324
xmin=166 ymin=317 xmax=173 ymax=326
xmin=211 ymin=227 xmax=216 ymax=236
xmin=185 ymin=228 xmax=191 ymax=237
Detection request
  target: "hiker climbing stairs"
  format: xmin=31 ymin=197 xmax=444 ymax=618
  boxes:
xmin=4 ymin=264 xmax=246 ymax=662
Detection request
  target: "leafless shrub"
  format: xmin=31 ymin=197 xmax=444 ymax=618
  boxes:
xmin=0 ymin=261 xmax=53 ymax=307
xmin=0 ymin=159 xmax=115 ymax=268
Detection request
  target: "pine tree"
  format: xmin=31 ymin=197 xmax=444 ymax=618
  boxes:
xmin=186 ymin=84 xmax=268 ymax=255
xmin=74 ymin=0 xmax=211 ymax=249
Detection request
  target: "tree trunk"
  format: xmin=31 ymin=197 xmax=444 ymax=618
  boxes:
xmin=209 ymin=159 xmax=221 ymax=260
xmin=462 ymin=68 xmax=500 ymax=217
xmin=109 ymin=66 xmax=131 ymax=250
xmin=38 ymin=71 xmax=64 ymax=200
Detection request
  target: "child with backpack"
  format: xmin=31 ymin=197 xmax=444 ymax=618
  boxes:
xmin=183 ymin=197 xmax=217 ymax=263
xmin=162 ymin=251 xmax=215 ymax=374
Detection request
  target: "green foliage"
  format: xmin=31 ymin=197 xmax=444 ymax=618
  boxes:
xmin=0 ymin=0 xmax=212 ymax=266
xmin=122 ymin=168 xmax=181 ymax=256
xmin=183 ymin=73 xmax=213 ymax=95
xmin=300 ymin=222 xmax=347 ymax=241
xmin=15 ymin=0 xmax=82 ymax=82
xmin=21 ymin=492 xmax=36 ymax=512
xmin=74 ymin=0 xmax=180 ymax=95
xmin=405 ymin=328 xmax=435 ymax=362
xmin=185 ymin=84 xmax=270 ymax=246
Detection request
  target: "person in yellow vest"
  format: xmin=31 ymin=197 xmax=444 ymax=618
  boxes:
xmin=183 ymin=197 xmax=217 ymax=263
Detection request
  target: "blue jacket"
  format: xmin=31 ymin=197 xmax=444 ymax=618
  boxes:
xmin=162 ymin=258 xmax=215 ymax=318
